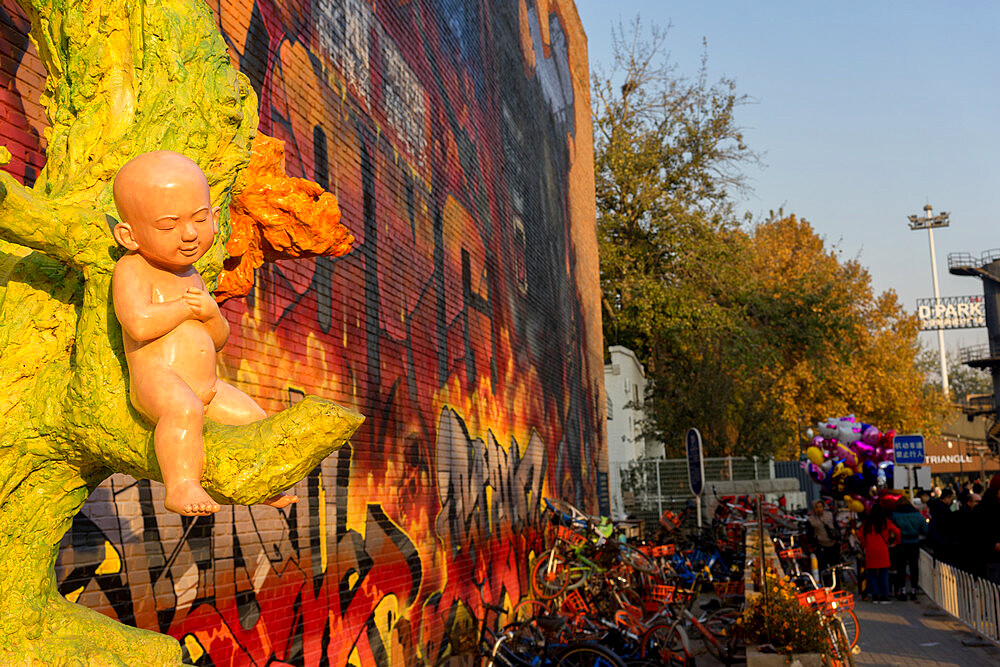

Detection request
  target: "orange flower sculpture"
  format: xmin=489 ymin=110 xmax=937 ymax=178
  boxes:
xmin=216 ymin=134 xmax=355 ymax=301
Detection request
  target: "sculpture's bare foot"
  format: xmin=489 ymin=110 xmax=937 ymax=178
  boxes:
xmin=164 ymin=479 xmax=221 ymax=515
xmin=262 ymin=492 xmax=299 ymax=508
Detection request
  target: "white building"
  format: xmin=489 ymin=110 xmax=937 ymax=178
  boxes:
xmin=604 ymin=345 xmax=661 ymax=518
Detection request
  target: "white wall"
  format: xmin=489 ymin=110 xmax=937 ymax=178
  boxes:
xmin=605 ymin=345 xmax=661 ymax=518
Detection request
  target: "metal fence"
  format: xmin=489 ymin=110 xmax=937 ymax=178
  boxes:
xmin=616 ymin=456 xmax=775 ymax=517
xmin=773 ymin=459 xmax=819 ymax=506
xmin=920 ymin=550 xmax=1000 ymax=646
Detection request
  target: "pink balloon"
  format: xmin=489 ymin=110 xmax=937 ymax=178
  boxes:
xmin=811 ymin=435 xmax=825 ymax=449
xmin=836 ymin=444 xmax=858 ymax=469
xmin=855 ymin=441 xmax=875 ymax=459
xmin=862 ymin=426 xmax=880 ymax=445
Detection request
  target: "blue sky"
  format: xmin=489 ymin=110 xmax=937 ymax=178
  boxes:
xmin=575 ymin=1 xmax=1000 ymax=354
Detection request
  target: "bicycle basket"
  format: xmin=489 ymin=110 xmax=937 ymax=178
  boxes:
xmin=651 ymin=544 xmax=676 ymax=557
xmin=713 ymin=580 xmax=745 ymax=600
xmin=646 ymin=584 xmax=675 ymax=603
xmin=643 ymin=584 xmax=674 ymax=612
xmin=796 ymin=588 xmax=833 ymax=612
xmin=638 ymin=543 xmax=675 ymax=558
xmin=659 ymin=510 xmax=682 ymax=530
xmin=830 ymin=589 xmax=854 ymax=613
xmin=555 ymin=524 xmax=588 ymax=547
xmin=561 ymin=590 xmax=589 ymax=615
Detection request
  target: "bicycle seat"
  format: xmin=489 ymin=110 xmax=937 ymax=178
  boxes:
xmin=535 ymin=614 xmax=566 ymax=633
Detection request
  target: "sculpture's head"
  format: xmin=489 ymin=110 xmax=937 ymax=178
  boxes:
xmin=112 ymin=150 xmax=220 ymax=271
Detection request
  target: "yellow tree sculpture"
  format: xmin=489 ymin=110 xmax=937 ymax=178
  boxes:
xmin=0 ymin=0 xmax=361 ymax=663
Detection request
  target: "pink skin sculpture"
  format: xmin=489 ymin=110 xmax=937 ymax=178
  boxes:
xmin=111 ymin=150 xmax=298 ymax=516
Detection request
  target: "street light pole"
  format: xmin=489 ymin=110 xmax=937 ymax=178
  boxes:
xmin=908 ymin=204 xmax=951 ymax=397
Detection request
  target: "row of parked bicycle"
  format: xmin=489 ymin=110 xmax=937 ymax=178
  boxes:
xmin=462 ymin=495 xmax=863 ymax=666
xmin=461 ymin=497 xmax=748 ymax=665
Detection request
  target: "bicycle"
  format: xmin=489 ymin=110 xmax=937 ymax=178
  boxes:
xmin=794 ymin=563 xmax=860 ymax=653
xmin=636 ymin=575 xmax=744 ymax=665
xmin=530 ymin=507 xmax=655 ymax=600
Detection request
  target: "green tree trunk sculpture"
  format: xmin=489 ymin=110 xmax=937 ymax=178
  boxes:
xmin=0 ymin=1 xmax=363 ymax=664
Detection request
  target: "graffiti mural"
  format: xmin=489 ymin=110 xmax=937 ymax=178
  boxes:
xmin=2 ymin=0 xmax=603 ymax=664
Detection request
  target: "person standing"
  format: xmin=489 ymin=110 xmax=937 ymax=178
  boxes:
xmin=973 ymin=475 xmax=1000 ymax=584
xmin=807 ymin=500 xmax=841 ymax=572
xmin=860 ymin=504 xmax=901 ymax=604
xmin=954 ymin=491 xmax=982 ymax=575
xmin=891 ymin=496 xmax=928 ymax=600
xmin=927 ymin=487 xmax=956 ymax=563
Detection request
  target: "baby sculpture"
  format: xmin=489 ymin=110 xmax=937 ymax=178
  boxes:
xmin=111 ymin=150 xmax=297 ymax=516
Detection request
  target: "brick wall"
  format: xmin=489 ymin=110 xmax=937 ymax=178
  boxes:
xmin=0 ymin=0 xmax=604 ymax=664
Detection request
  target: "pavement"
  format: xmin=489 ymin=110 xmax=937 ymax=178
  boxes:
xmin=853 ymin=593 xmax=1000 ymax=666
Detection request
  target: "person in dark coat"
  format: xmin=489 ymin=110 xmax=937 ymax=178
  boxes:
xmin=891 ymin=495 xmax=928 ymax=599
xmin=927 ymin=487 xmax=956 ymax=563
xmin=950 ymin=491 xmax=981 ymax=574
xmin=973 ymin=475 xmax=1000 ymax=584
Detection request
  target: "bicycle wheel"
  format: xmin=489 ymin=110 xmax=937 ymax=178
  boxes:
xmin=553 ymin=642 xmax=627 ymax=666
xmin=701 ymin=608 xmax=744 ymax=665
xmin=825 ymin=618 xmax=855 ymax=667
xmin=640 ymin=622 xmax=692 ymax=666
xmin=617 ymin=543 xmax=657 ymax=575
xmin=838 ymin=609 xmax=859 ymax=650
xmin=530 ymin=550 xmax=571 ymax=599
xmin=511 ymin=598 xmax=550 ymax=623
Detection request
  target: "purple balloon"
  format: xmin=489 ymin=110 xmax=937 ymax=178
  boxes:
xmin=862 ymin=426 xmax=880 ymax=446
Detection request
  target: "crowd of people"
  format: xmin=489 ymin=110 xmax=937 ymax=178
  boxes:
xmin=803 ymin=473 xmax=1000 ymax=603
xmin=922 ymin=475 xmax=1000 ymax=582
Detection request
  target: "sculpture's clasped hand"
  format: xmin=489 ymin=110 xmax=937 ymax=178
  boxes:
xmin=183 ymin=287 xmax=218 ymax=322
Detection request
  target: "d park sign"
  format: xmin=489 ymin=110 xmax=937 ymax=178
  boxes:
xmin=916 ymin=295 xmax=986 ymax=330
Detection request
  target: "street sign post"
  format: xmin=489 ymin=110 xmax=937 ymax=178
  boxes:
xmin=893 ymin=434 xmax=925 ymax=495
xmin=686 ymin=428 xmax=704 ymax=527
xmin=893 ymin=435 xmax=926 ymax=465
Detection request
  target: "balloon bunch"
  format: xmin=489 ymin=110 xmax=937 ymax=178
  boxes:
xmin=802 ymin=415 xmax=896 ymax=512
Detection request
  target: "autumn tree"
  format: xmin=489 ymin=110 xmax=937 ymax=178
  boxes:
xmin=642 ymin=213 xmax=947 ymax=457
xmin=593 ymin=22 xmax=946 ymax=457
xmin=0 ymin=1 xmax=360 ymax=664
xmin=734 ymin=214 xmax=947 ymax=456
xmin=593 ymin=20 xmax=757 ymax=362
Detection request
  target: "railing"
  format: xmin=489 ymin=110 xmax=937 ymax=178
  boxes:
xmin=920 ymin=550 xmax=1000 ymax=646
xmin=616 ymin=456 xmax=774 ymax=515
xmin=960 ymin=343 xmax=995 ymax=364
xmin=948 ymin=249 xmax=1000 ymax=270
xmin=962 ymin=393 xmax=996 ymax=413
xmin=949 ymin=252 xmax=979 ymax=270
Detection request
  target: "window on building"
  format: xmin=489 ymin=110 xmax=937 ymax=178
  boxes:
xmin=607 ymin=395 xmax=613 ymax=420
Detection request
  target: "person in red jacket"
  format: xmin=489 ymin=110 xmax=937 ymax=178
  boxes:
xmin=860 ymin=503 xmax=901 ymax=603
